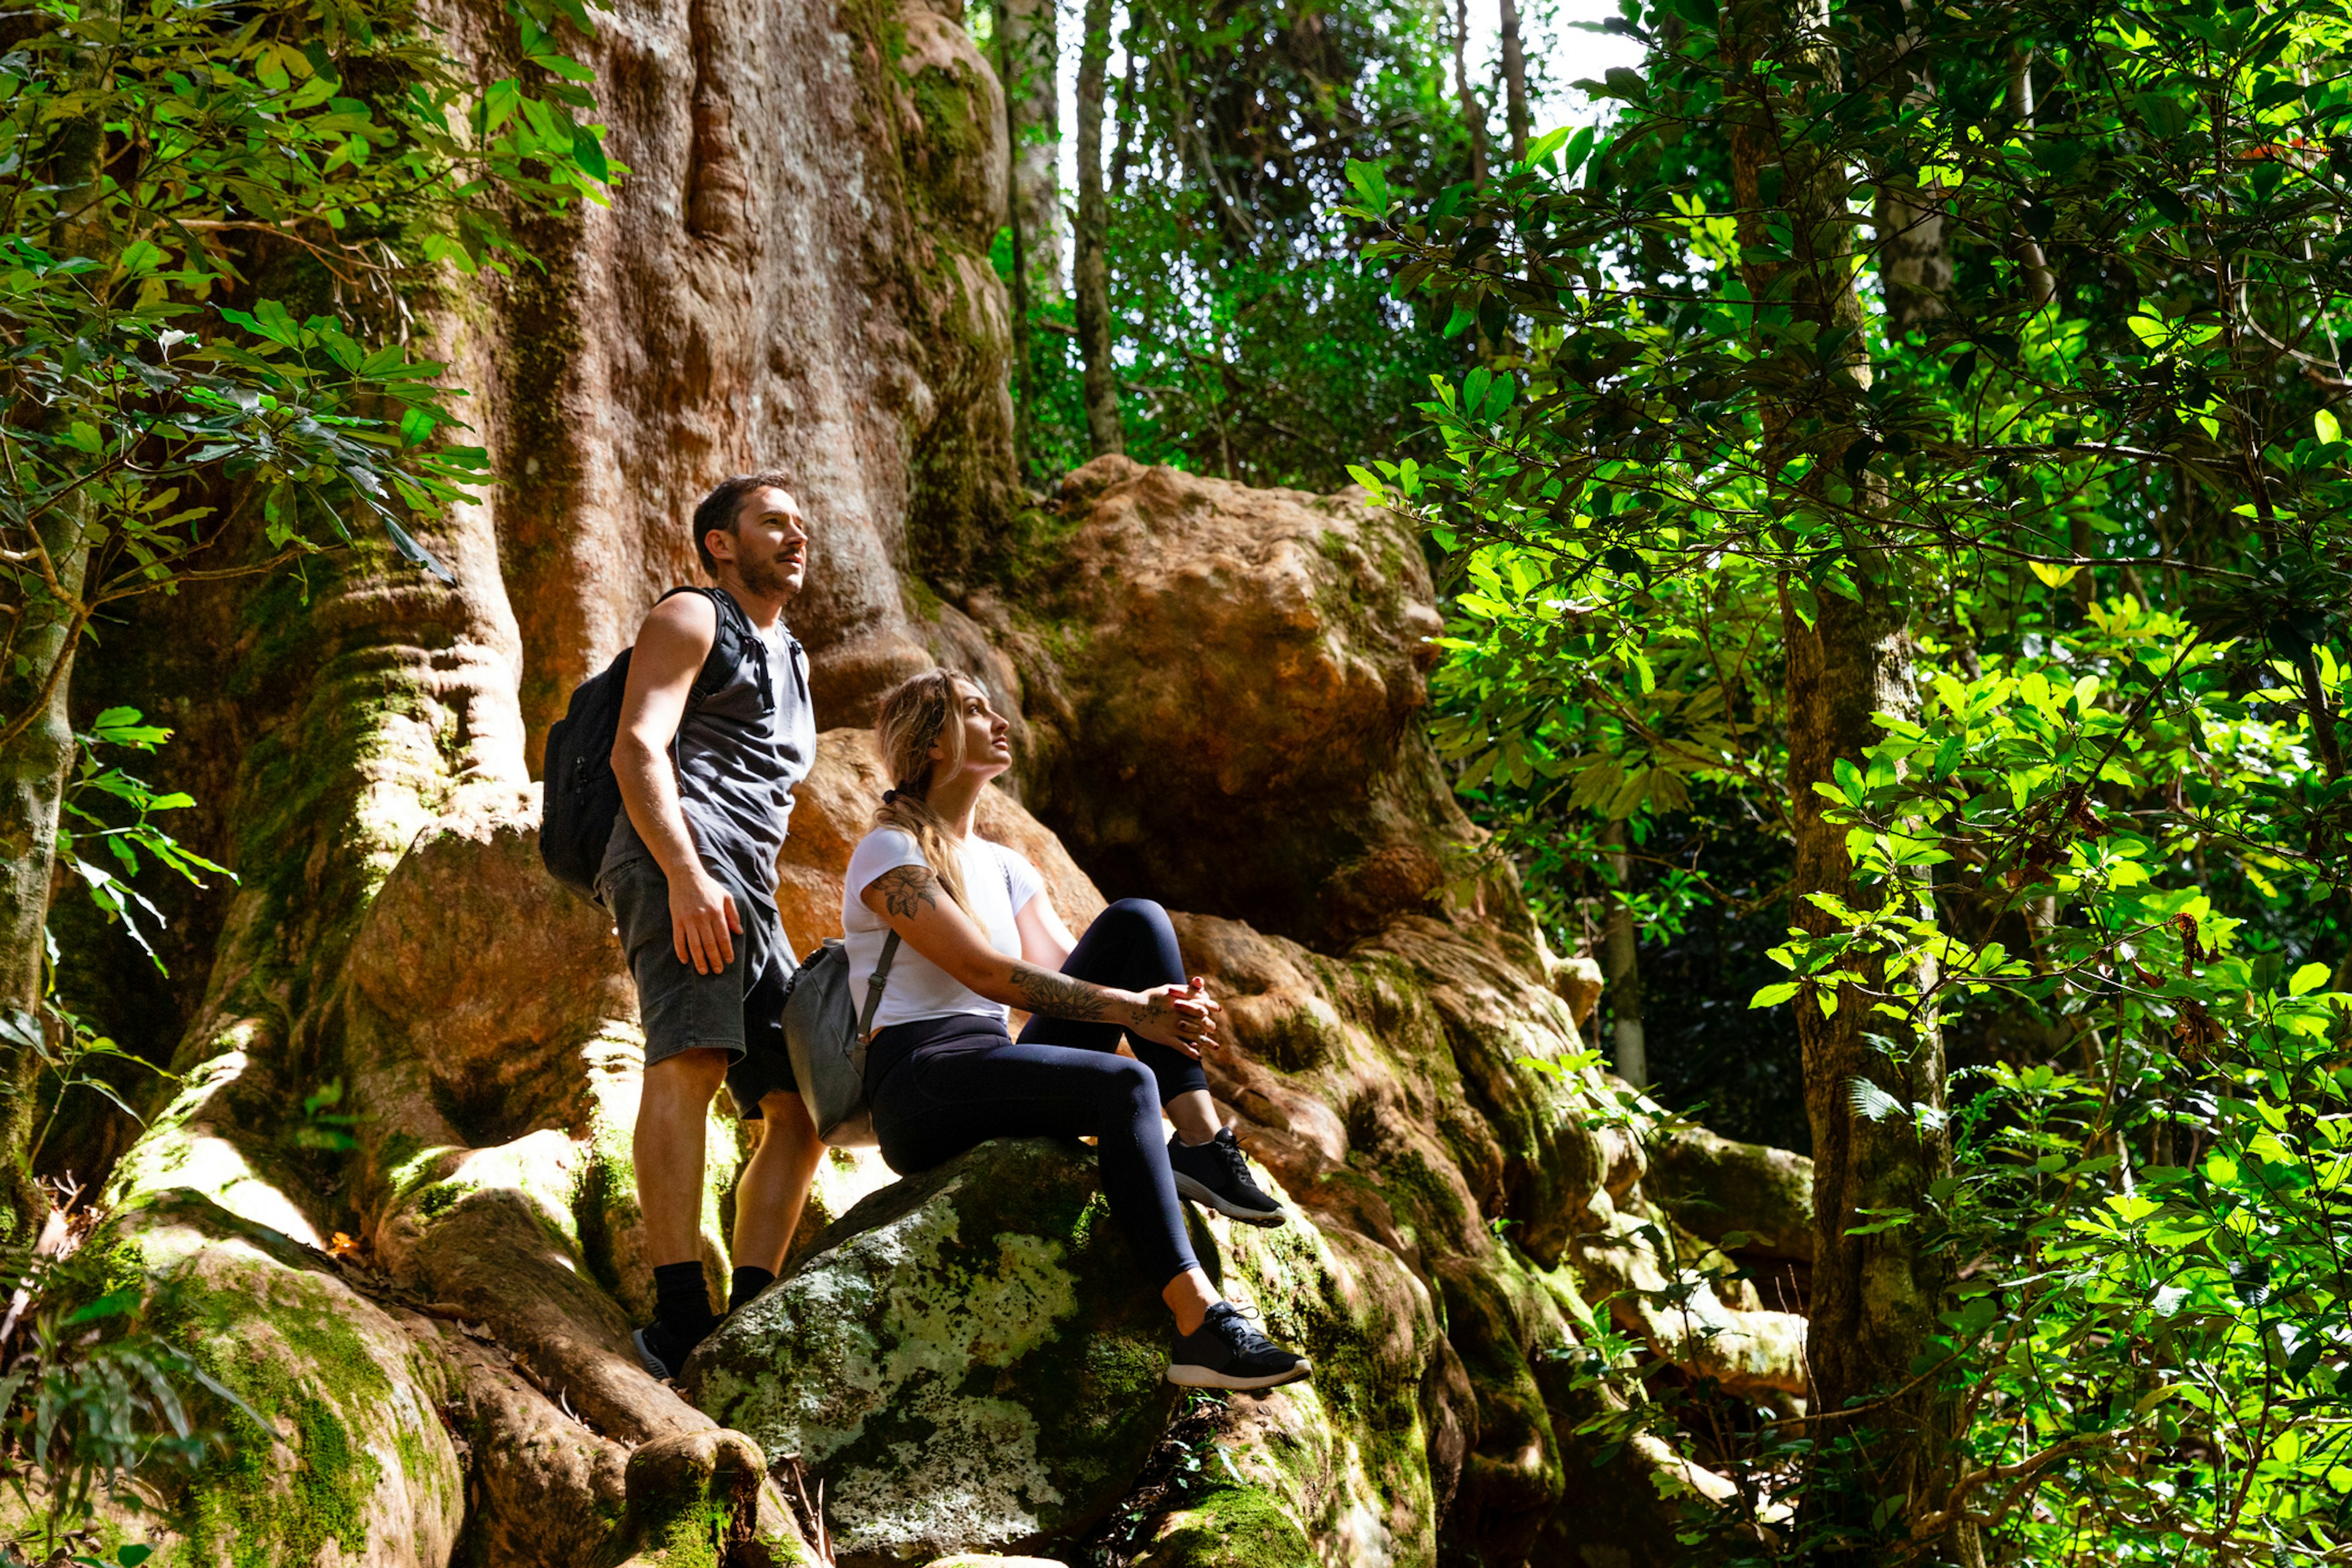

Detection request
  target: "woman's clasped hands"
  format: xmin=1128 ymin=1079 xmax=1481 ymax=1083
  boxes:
xmin=1135 ymin=976 xmax=1222 ymax=1060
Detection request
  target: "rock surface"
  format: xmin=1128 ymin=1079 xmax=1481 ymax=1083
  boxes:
xmin=688 ymin=1140 xmax=1180 ymax=1564
xmin=1642 ymin=1123 xmax=1816 ymax=1264
xmin=113 ymin=1193 xmax=469 ymax=1568
xmin=995 ymin=456 xmax=1482 ymax=949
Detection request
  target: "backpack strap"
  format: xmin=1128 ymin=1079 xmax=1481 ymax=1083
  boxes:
xmin=858 ymin=931 xmax=901 ymax=1041
xmin=655 ymin=586 xmax=771 ymax=714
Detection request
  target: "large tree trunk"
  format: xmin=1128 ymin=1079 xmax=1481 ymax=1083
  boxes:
xmin=1072 ymin=0 xmax=1123 ymax=456
xmin=1727 ymin=4 xmax=1978 ymax=1560
xmin=1874 ymin=175 xmax=1949 ymax=340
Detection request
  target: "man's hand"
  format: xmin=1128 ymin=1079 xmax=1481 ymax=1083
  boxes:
xmin=673 ymin=865 xmax=741 ymax=973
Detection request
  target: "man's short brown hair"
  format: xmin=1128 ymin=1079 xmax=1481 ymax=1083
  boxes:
xmin=693 ymin=472 xmax=794 ymax=575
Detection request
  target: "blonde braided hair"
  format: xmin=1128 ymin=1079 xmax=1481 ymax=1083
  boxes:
xmin=870 ymin=668 xmax=979 ymax=913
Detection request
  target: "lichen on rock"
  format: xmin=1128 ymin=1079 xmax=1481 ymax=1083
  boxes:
xmin=687 ymin=1140 xmax=1180 ymax=1564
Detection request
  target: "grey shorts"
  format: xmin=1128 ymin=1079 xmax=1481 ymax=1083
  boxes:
xmin=601 ymin=854 xmax=797 ymax=1118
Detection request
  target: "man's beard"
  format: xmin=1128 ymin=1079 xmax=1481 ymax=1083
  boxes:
xmin=734 ymin=552 xmax=802 ymax=598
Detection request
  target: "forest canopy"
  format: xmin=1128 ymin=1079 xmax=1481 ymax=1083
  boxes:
xmin=1012 ymin=0 xmax=2352 ymax=1558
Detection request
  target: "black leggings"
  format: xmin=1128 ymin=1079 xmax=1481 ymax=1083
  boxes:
xmin=864 ymin=899 xmax=1207 ymax=1286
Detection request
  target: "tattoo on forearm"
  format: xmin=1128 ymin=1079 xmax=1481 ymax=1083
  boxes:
xmin=1011 ymin=963 xmax=1114 ymax=1022
xmin=872 ymin=865 xmax=941 ymax=920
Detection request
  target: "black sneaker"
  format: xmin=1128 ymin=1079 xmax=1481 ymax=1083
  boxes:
xmin=1167 ymin=1129 xmax=1286 ymax=1226
xmin=1169 ymin=1303 xmax=1311 ymax=1391
xmin=632 ymin=1321 xmax=700 ymax=1381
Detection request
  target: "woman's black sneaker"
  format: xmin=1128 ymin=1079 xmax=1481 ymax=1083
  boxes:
xmin=1169 ymin=1303 xmax=1312 ymax=1390
xmin=1167 ymin=1129 xmax=1287 ymax=1226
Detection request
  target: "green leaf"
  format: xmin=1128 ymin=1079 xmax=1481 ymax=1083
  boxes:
xmin=1346 ymin=159 xmax=1392 ymax=213
xmin=1849 ymin=1079 xmax=1904 ymax=1122
xmin=570 ymin=121 xmax=611 ymax=183
xmin=381 ymin=519 xmax=455 ymax=584
xmin=2288 ymin=962 xmax=2331 ymax=997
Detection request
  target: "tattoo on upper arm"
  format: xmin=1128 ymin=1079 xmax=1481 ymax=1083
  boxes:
xmin=870 ymin=864 xmax=942 ymax=920
xmin=1011 ymin=963 xmax=1113 ymax=1022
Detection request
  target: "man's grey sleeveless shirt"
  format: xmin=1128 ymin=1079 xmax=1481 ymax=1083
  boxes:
xmin=600 ymin=590 xmax=815 ymax=913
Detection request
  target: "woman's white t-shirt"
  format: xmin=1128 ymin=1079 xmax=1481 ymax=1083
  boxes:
xmin=843 ymin=827 xmax=1046 ymax=1032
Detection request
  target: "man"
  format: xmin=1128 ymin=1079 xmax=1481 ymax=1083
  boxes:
xmin=601 ymin=473 xmax=823 ymax=1379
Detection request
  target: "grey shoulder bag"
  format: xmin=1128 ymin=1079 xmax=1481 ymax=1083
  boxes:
xmin=781 ymin=929 xmax=899 ymax=1148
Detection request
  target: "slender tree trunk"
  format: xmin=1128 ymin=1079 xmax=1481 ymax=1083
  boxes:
xmin=1871 ymin=8 xmax=1947 ymax=339
xmin=1451 ymin=0 xmax=1488 ymax=183
xmin=1110 ymin=47 xmax=1139 ymax=191
xmin=1497 ymin=0 xmax=1529 ymax=164
xmin=1781 ymin=581 xmax=1979 ymax=1566
xmin=0 ymin=99 xmax=108 ymax=1240
xmin=996 ymin=2 xmax=1039 ymax=470
xmin=1726 ymin=4 xmax=1980 ymax=1561
xmin=2007 ymin=49 xmax=2055 ymax=308
xmin=1073 ymin=0 xmax=1123 ymax=456
xmin=1599 ymin=819 xmax=1646 ymax=1087
xmin=0 ymin=533 xmax=84 ymax=1242
xmin=997 ymin=0 xmax=1063 ymax=301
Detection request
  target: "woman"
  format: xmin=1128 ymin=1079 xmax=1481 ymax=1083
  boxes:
xmin=842 ymin=668 xmax=1311 ymax=1391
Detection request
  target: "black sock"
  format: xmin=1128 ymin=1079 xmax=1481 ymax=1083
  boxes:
xmin=653 ymin=1261 xmax=717 ymax=1341
xmin=729 ymin=1265 xmax=776 ymax=1313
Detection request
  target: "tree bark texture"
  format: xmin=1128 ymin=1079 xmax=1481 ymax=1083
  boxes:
xmin=1498 ymin=0 xmax=1530 ymax=164
xmin=1781 ymin=581 xmax=1978 ymax=1562
xmin=1073 ymin=0 xmax=1123 ymax=456
xmin=1725 ymin=1 xmax=1977 ymax=1558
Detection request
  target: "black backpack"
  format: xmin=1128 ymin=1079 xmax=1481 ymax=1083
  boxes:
xmin=540 ymin=586 xmax=762 ymax=905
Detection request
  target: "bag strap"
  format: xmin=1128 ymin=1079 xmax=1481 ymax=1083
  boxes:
xmin=857 ymin=930 xmax=900 ymax=1041
xmin=657 ymin=586 xmax=770 ymax=714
